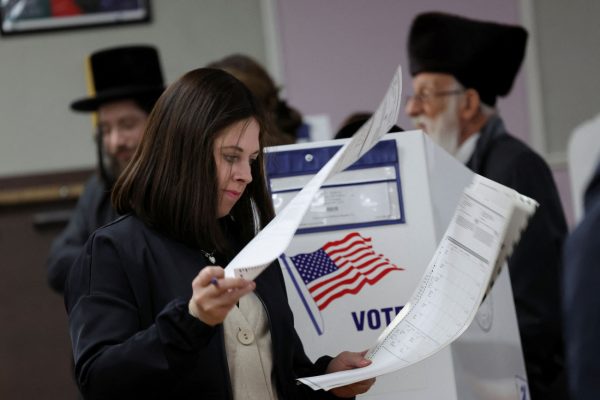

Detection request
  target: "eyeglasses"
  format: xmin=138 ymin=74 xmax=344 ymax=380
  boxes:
xmin=405 ymin=89 xmax=464 ymax=106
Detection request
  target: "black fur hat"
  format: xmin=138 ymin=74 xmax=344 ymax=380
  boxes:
xmin=70 ymin=45 xmax=165 ymax=111
xmin=408 ymin=12 xmax=528 ymax=106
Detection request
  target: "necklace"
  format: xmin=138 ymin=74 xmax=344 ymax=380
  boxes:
xmin=200 ymin=249 xmax=216 ymax=264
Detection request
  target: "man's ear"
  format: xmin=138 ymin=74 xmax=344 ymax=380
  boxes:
xmin=459 ymin=89 xmax=481 ymax=121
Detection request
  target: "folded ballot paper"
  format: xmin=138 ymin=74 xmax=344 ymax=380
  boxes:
xmin=297 ymin=174 xmax=537 ymax=391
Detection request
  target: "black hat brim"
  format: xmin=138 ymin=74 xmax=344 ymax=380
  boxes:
xmin=70 ymin=85 xmax=165 ymax=112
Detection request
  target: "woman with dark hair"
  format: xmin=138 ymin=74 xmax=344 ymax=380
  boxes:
xmin=65 ymin=68 xmax=374 ymax=399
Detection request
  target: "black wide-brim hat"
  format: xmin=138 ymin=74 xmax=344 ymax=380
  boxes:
xmin=408 ymin=12 xmax=528 ymax=106
xmin=70 ymin=45 xmax=165 ymax=112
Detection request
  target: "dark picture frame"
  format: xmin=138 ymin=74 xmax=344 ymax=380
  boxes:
xmin=1 ymin=0 xmax=151 ymax=36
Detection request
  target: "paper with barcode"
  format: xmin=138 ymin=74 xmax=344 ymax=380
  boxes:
xmin=224 ymin=66 xmax=403 ymax=279
xmin=298 ymin=174 xmax=537 ymax=391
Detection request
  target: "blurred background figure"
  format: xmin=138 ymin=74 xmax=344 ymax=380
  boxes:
xmin=208 ymin=54 xmax=304 ymax=145
xmin=46 ymin=45 xmax=165 ymax=294
xmin=334 ymin=111 xmax=402 ymax=139
xmin=405 ymin=12 xmax=568 ymax=400
xmin=562 ymin=121 xmax=600 ymax=400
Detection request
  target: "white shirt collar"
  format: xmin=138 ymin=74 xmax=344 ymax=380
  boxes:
xmin=455 ymin=133 xmax=480 ymax=164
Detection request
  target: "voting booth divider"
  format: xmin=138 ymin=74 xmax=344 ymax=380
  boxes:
xmin=264 ymin=131 xmax=530 ymax=400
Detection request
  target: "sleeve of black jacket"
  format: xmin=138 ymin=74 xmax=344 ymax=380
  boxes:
xmin=65 ymin=231 xmax=220 ymax=399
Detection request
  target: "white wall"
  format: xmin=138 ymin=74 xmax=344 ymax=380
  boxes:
xmin=275 ymin=0 xmax=528 ymax=142
xmin=0 ymin=0 xmax=267 ymax=177
xmin=527 ymin=0 xmax=600 ymax=160
xmin=1 ymin=1 xmax=591 ymax=225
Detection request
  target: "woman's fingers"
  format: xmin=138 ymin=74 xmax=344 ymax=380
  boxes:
xmin=194 ymin=266 xmax=225 ymax=287
xmin=189 ymin=266 xmax=255 ymax=325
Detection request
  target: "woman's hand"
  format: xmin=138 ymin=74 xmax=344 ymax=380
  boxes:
xmin=188 ymin=266 xmax=255 ymax=326
xmin=326 ymin=350 xmax=376 ymax=398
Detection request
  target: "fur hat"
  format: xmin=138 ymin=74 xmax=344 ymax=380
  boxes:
xmin=70 ymin=45 xmax=164 ymax=111
xmin=408 ymin=12 xmax=527 ymax=106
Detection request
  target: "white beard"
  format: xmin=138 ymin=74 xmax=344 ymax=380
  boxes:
xmin=412 ymin=96 xmax=461 ymax=156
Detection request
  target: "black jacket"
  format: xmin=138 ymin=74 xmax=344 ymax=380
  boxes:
xmin=562 ymin=161 xmax=600 ymax=400
xmin=65 ymin=214 xmax=337 ymax=399
xmin=47 ymin=174 xmax=117 ymax=293
xmin=467 ymin=115 xmax=568 ymax=400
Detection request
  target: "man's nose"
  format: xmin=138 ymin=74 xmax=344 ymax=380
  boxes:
xmin=405 ymin=98 xmax=421 ymax=117
xmin=105 ymin=127 xmax=126 ymax=149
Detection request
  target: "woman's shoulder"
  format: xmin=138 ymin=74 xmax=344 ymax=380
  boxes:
xmin=94 ymin=213 xmax=147 ymax=239
xmin=91 ymin=213 xmax=190 ymax=258
xmin=90 ymin=213 xmax=168 ymax=253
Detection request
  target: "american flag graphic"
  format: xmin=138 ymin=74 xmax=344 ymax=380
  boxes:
xmin=290 ymin=232 xmax=403 ymax=310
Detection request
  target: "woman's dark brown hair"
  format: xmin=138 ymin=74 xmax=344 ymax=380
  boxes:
xmin=207 ymin=54 xmax=301 ymax=145
xmin=112 ymin=68 xmax=275 ymax=256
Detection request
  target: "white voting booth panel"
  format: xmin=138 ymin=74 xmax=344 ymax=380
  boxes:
xmin=264 ymin=131 xmax=529 ymax=400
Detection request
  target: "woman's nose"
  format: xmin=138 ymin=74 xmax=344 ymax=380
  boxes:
xmin=234 ymin=161 xmax=253 ymax=183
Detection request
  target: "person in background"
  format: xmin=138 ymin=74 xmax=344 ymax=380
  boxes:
xmin=65 ymin=67 xmax=375 ymax=399
xmin=208 ymin=54 xmax=304 ymax=145
xmin=562 ymin=158 xmax=600 ymax=400
xmin=405 ymin=12 xmax=568 ymax=400
xmin=46 ymin=45 xmax=165 ymax=293
xmin=334 ymin=111 xmax=402 ymax=139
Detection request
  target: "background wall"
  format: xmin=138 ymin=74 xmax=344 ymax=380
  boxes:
xmin=529 ymin=0 xmax=600 ymax=159
xmin=0 ymin=0 xmax=590 ymax=222
xmin=0 ymin=2 xmax=270 ymax=399
xmin=0 ymin=0 xmax=268 ymax=177
xmin=274 ymin=0 xmax=584 ymax=225
xmin=276 ymin=0 xmax=529 ymax=144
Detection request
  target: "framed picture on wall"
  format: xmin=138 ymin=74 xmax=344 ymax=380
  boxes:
xmin=0 ymin=0 xmax=151 ymax=36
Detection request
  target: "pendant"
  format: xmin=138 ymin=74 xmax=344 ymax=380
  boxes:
xmin=201 ymin=249 xmax=216 ymax=264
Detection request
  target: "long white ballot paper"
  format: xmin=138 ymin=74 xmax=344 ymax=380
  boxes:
xmin=298 ymin=174 xmax=538 ymax=391
xmin=224 ymin=66 xmax=403 ymax=279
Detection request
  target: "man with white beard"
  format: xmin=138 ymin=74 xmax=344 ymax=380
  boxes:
xmin=405 ymin=12 xmax=569 ymax=400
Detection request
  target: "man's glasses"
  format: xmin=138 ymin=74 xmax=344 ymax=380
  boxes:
xmin=405 ymin=89 xmax=464 ymax=106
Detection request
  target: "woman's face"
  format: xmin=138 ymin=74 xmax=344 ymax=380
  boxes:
xmin=213 ymin=118 xmax=261 ymax=217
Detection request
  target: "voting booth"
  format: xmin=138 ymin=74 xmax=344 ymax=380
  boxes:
xmin=264 ymin=131 xmax=529 ymax=400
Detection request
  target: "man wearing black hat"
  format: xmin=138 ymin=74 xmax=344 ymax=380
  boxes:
xmin=405 ymin=12 xmax=568 ymax=400
xmin=47 ymin=45 xmax=165 ymax=294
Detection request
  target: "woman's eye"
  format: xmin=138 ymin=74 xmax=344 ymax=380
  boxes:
xmin=224 ymin=155 xmax=238 ymax=163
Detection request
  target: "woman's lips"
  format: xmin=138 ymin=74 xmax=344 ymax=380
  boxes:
xmin=224 ymin=190 xmax=242 ymax=199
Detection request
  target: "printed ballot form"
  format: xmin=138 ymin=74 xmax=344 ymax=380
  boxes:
xmin=298 ymin=175 xmax=537 ymax=391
